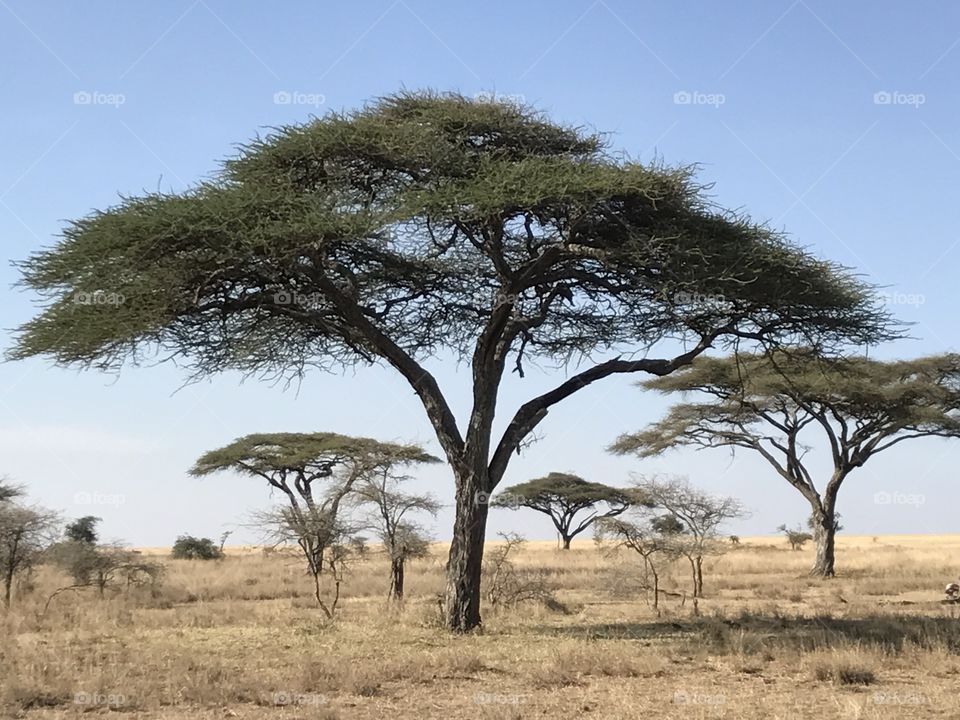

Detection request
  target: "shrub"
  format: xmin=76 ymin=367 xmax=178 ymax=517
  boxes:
xmin=171 ymin=535 xmax=223 ymax=560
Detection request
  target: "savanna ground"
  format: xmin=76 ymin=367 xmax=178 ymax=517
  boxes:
xmin=3 ymin=535 xmax=960 ymax=720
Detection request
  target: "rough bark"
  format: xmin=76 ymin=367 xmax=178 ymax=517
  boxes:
xmin=389 ymin=557 xmax=405 ymax=601
xmin=810 ymin=506 xmax=837 ymax=577
xmin=444 ymin=464 xmax=490 ymax=632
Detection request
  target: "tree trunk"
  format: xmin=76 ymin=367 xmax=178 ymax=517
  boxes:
xmin=561 ymin=534 xmax=572 ymax=550
xmin=810 ymin=506 xmax=836 ymax=577
xmin=444 ymin=467 xmax=489 ymax=632
xmin=694 ymin=555 xmax=704 ymax=597
xmin=687 ymin=555 xmax=698 ymax=598
xmin=389 ymin=557 xmax=404 ymax=601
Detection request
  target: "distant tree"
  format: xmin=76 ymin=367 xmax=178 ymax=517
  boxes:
xmin=171 ymin=535 xmax=223 ymax=560
xmin=494 ymin=473 xmax=631 ymax=549
xmin=650 ymin=514 xmax=685 ymax=536
xmin=50 ymin=541 xmax=162 ymax=597
xmin=0 ymin=484 xmax=59 ymax=607
xmin=64 ymin=515 xmax=100 ymax=545
xmin=10 ymin=92 xmax=896 ymax=630
xmin=354 ymin=468 xmax=441 ymax=601
xmin=612 ymin=351 xmax=960 ymax=577
xmin=191 ymin=432 xmax=436 ymax=617
xmin=218 ymin=530 xmax=232 ymax=555
xmin=728 ymin=535 xmax=741 ymax=546
xmin=630 ymin=476 xmax=745 ymax=597
xmin=777 ymin=524 xmax=813 ymax=551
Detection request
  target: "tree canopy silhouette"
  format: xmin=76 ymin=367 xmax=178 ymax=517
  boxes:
xmin=612 ymin=351 xmax=960 ymax=576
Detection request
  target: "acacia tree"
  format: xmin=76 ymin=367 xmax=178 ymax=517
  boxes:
xmin=0 ymin=482 xmax=60 ymax=608
xmin=353 ymin=468 xmax=441 ymax=600
xmin=10 ymin=92 xmax=895 ymax=630
xmin=630 ymin=476 xmax=744 ymax=597
xmin=494 ymin=472 xmax=631 ymax=549
xmin=612 ymin=351 xmax=960 ymax=577
xmin=190 ymin=432 xmax=434 ymax=616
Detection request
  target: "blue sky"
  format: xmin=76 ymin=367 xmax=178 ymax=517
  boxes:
xmin=1 ymin=0 xmax=958 ymax=546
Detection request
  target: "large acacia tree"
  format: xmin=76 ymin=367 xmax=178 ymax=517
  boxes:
xmin=11 ymin=92 xmax=894 ymax=630
xmin=190 ymin=432 xmax=435 ymax=615
xmin=494 ymin=472 xmax=631 ymax=549
xmin=612 ymin=351 xmax=960 ymax=576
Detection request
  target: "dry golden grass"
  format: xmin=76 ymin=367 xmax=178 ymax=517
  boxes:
xmin=3 ymin=535 xmax=960 ymax=719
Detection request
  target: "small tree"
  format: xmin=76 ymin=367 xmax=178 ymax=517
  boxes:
xmin=630 ymin=476 xmax=745 ymax=597
xmin=613 ymin=351 xmax=960 ymax=577
xmin=595 ymin=517 xmax=680 ymax=610
xmin=483 ymin=533 xmax=557 ymax=609
xmin=64 ymin=515 xmax=101 ymax=545
xmin=49 ymin=541 xmax=162 ymax=597
xmin=354 ymin=468 xmax=441 ymax=601
xmin=191 ymin=432 xmax=436 ymax=617
xmin=0 ymin=483 xmax=59 ymax=607
xmin=171 ymin=535 xmax=223 ymax=560
xmin=777 ymin=524 xmax=813 ymax=550
xmin=494 ymin=473 xmax=630 ymax=549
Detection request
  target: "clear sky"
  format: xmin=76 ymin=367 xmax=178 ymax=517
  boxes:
xmin=2 ymin=0 xmax=958 ymax=547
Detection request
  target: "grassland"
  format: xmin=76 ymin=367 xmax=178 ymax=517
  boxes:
xmin=3 ymin=535 xmax=960 ymax=719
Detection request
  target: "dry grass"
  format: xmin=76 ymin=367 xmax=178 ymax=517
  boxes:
xmin=3 ymin=535 xmax=960 ymax=719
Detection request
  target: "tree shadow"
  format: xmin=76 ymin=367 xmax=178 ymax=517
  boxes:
xmin=536 ymin=611 xmax=960 ymax=654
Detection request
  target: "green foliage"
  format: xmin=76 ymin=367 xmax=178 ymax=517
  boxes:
xmin=11 ymin=91 xmax=893 ymax=380
xmin=190 ymin=432 xmax=438 ymax=480
xmin=64 ymin=516 xmax=100 ymax=545
xmin=495 ymin=472 xmax=632 ymax=547
xmin=170 ymin=535 xmax=223 ymax=560
xmin=651 ymin=514 xmax=685 ymax=535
